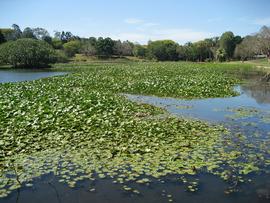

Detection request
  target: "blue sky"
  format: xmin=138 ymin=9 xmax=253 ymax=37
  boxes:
xmin=1 ymin=0 xmax=270 ymax=44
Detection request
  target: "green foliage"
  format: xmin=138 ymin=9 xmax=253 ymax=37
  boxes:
xmin=81 ymin=40 xmax=97 ymax=56
xmin=0 ymin=30 xmax=5 ymax=44
xmin=219 ymin=31 xmax=236 ymax=59
xmin=55 ymin=50 xmax=69 ymax=63
xmin=216 ymin=48 xmax=227 ymax=62
xmin=96 ymin=37 xmax=115 ymax=57
xmin=63 ymin=40 xmax=81 ymax=57
xmin=0 ymin=38 xmax=57 ymax=68
xmin=51 ymin=38 xmax=63 ymax=49
xmin=0 ymin=29 xmax=15 ymax=41
xmin=0 ymin=62 xmax=266 ymax=198
xmin=148 ymin=40 xmax=178 ymax=61
xmin=22 ymin=27 xmax=36 ymax=39
xmin=133 ymin=45 xmax=147 ymax=58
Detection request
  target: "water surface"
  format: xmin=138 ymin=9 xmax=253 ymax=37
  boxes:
xmin=1 ymin=81 xmax=270 ymax=203
xmin=0 ymin=69 xmax=67 ymax=83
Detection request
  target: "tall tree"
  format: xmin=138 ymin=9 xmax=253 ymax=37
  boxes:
xmin=96 ymin=37 xmax=115 ymax=57
xmin=22 ymin=27 xmax=36 ymax=39
xmin=219 ymin=31 xmax=236 ymax=59
xmin=11 ymin=24 xmax=22 ymax=39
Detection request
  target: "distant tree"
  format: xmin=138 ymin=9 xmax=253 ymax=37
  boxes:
xmin=0 ymin=29 xmax=15 ymax=41
xmin=51 ymin=38 xmax=63 ymax=49
xmin=63 ymin=40 xmax=81 ymax=57
xmin=148 ymin=40 xmax=178 ymax=61
xmin=234 ymin=35 xmax=243 ymax=45
xmin=0 ymin=38 xmax=57 ymax=68
xmin=54 ymin=31 xmax=74 ymax=43
xmin=216 ymin=48 xmax=227 ymax=62
xmin=257 ymin=26 xmax=270 ymax=59
xmin=133 ymin=44 xmax=147 ymax=58
xmin=114 ymin=40 xmax=133 ymax=56
xmin=88 ymin=37 xmax=97 ymax=46
xmin=81 ymin=40 xmax=97 ymax=56
xmin=32 ymin=27 xmax=50 ymax=40
xmin=96 ymin=37 xmax=115 ymax=57
xmin=180 ymin=42 xmax=199 ymax=61
xmin=193 ymin=40 xmax=214 ymax=61
xmin=11 ymin=24 xmax=22 ymax=39
xmin=0 ymin=30 xmax=6 ymax=44
xmin=219 ymin=31 xmax=236 ymax=59
xmin=234 ymin=36 xmax=259 ymax=61
xmin=43 ymin=36 xmax=53 ymax=45
xmin=22 ymin=27 xmax=36 ymax=38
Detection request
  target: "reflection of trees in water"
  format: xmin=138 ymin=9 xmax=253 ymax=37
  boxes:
xmin=241 ymin=82 xmax=270 ymax=104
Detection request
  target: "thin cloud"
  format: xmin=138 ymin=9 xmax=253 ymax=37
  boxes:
xmin=253 ymin=17 xmax=270 ymax=26
xmin=124 ymin=18 xmax=144 ymax=24
xmin=109 ymin=28 xmax=213 ymax=44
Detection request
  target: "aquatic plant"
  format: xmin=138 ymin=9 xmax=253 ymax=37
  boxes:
xmin=0 ymin=62 xmax=268 ymax=198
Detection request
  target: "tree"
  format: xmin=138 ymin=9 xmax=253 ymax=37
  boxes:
xmin=32 ymin=27 xmax=50 ymax=40
xmin=51 ymin=38 xmax=63 ymax=49
xmin=234 ymin=36 xmax=259 ymax=61
xmin=193 ymin=40 xmax=214 ymax=61
xmin=216 ymin=48 xmax=227 ymax=62
xmin=63 ymin=40 xmax=81 ymax=57
xmin=96 ymin=37 xmax=115 ymax=57
xmin=22 ymin=27 xmax=36 ymax=39
xmin=148 ymin=40 xmax=178 ymax=61
xmin=11 ymin=24 xmax=22 ymax=39
xmin=133 ymin=44 xmax=147 ymax=58
xmin=219 ymin=31 xmax=236 ymax=59
xmin=257 ymin=26 xmax=270 ymax=59
xmin=81 ymin=40 xmax=97 ymax=56
xmin=0 ymin=30 xmax=6 ymax=44
xmin=43 ymin=36 xmax=53 ymax=45
xmin=114 ymin=40 xmax=133 ymax=56
xmin=0 ymin=38 xmax=57 ymax=68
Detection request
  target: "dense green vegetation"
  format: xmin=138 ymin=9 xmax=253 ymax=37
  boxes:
xmin=0 ymin=38 xmax=57 ymax=68
xmin=0 ymin=24 xmax=269 ymax=68
xmin=1 ymin=61 xmax=269 ymax=198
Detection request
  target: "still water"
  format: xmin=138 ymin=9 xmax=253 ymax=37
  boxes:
xmin=1 ymin=79 xmax=270 ymax=203
xmin=0 ymin=69 xmax=67 ymax=83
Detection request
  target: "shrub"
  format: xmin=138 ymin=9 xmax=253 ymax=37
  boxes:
xmin=63 ymin=40 xmax=81 ymax=57
xmin=55 ymin=50 xmax=69 ymax=63
xmin=0 ymin=38 xmax=57 ymax=68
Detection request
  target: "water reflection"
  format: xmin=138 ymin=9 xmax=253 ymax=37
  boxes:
xmin=241 ymin=82 xmax=270 ymax=104
xmin=0 ymin=69 xmax=68 ymax=83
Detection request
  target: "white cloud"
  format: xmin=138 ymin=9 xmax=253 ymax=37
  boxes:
xmin=124 ymin=18 xmax=144 ymax=24
xmin=253 ymin=17 xmax=270 ymax=26
xmin=109 ymin=28 xmax=213 ymax=44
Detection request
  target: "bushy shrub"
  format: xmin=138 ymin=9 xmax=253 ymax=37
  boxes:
xmin=0 ymin=38 xmax=57 ymax=68
xmin=63 ymin=40 xmax=81 ymax=57
xmin=55 ymin=50 xmax=69 ymax=63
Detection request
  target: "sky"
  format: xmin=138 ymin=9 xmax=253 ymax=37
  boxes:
xmin=1 ymin=0 xmax=270 ymax=44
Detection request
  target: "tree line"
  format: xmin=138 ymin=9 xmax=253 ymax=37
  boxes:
xmin=0 ymin=24 xmax=270 ymax=67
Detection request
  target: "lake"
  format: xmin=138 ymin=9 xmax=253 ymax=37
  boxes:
xmin=0 ymin=69 xmax=68 ymax=83
xmin=1 ymin=77 xmax=270 ymax=203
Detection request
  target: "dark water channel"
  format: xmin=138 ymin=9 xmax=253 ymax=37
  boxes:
xmin=1 ymin=77 xmax=270 ymax=202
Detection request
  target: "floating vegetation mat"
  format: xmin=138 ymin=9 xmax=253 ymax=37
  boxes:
xmin=0 ymin=62 xmax=269 ymax=198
